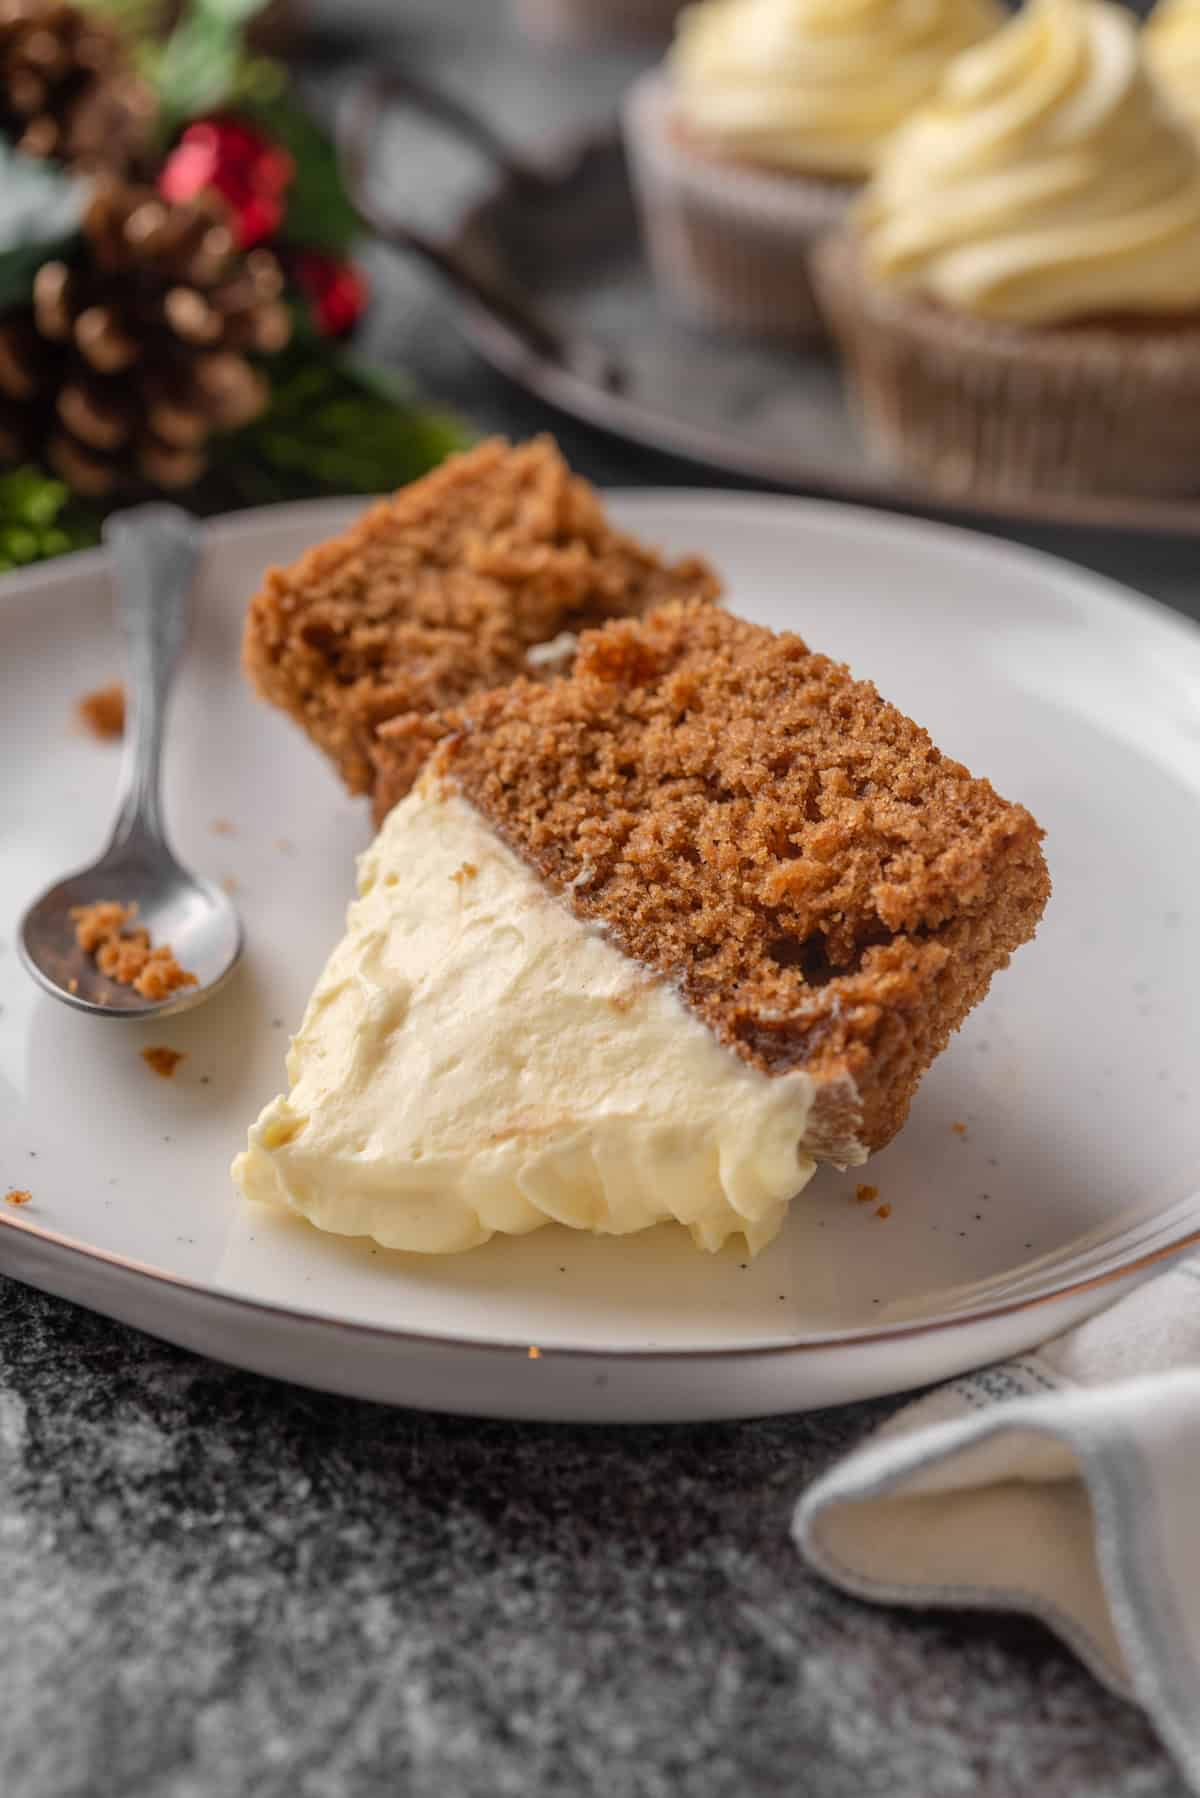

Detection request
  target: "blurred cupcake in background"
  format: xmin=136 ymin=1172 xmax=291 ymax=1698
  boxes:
xmin=513 ymin=0 xmax=685 ymax=48
xmin=815 ymin=0 xmax=1200 ymax=499
xmin=624 ymin=0 xmax=1002 ymax=340
xmin=1146 ymin=0 xmax=1200 ymax=134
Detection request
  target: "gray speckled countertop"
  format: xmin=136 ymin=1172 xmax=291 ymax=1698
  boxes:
xmin=0 ymin=1280 xmax=1184 ymax=1798
xmin=2 ymin=3 xmax=1196 ymax=1793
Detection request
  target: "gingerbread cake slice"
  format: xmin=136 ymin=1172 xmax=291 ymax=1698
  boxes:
xmin=243 ymin=435 xmax=720 ymax=815
xmin=234 ymin=603 xmax=1049 ymax=1258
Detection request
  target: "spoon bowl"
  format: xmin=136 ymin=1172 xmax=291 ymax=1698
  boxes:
xmin=19 ymin=853 xmax=242 ymax=1019
xmin=17 ymin=504 xmax=243 ymax=1020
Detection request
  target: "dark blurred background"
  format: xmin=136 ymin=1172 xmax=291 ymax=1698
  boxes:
xmin=287 ymin=0 xmax=1199 ymax=616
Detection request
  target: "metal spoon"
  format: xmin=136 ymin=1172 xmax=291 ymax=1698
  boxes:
xmin=19 ymin=505 xmax=243 ymax=1018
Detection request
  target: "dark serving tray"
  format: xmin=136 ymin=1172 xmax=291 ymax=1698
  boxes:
xmin=341 ymin=72 xmax=1200 ymax=538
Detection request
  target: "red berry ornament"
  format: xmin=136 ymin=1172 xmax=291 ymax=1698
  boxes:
xmin=292 ymin=249 xmax=368 ymax=338
xmin=159 ymin=117 xmax=295 ymax=249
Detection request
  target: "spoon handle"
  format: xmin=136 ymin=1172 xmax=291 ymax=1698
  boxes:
xmin=103 ymin=505 xmax=205 ymax=855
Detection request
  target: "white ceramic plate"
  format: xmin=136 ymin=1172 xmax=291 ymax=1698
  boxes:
xmin=3 ymin=494 xmax=1200 ymax=1422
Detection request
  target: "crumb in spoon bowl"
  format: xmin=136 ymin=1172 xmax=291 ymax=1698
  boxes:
xmin=70 ymin=901 xmax=197 ymax=1001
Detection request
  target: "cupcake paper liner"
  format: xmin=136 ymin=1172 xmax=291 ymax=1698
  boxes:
xmin=814 ymin=234 xmax=1200 ymax=500
xmin=623 ymin=71 xmax=855 ymax=342
xmin=513 ymin=0 xmax=684 ymax=47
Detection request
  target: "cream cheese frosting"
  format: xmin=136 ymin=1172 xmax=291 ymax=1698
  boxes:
xmin=233 ymin=773 xmax=825 ymax=1257
xmin=857 ymin=0 xmax=1200 ymax=325
xmin=1146 ymin=0 xmax=1200 ymax=137
xmin=669 ymin=0 xmax=1002 ymax=178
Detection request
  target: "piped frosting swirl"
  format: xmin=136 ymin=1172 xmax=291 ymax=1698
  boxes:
xmin=858 ymin=0 xmax=1200 ymax=325
xmin=669 ymin=0 xmax=1002 ymax=179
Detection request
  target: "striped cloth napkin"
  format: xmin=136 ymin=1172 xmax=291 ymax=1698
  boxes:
xmin=795 ymin=1255 xmax=1200 ymax=1793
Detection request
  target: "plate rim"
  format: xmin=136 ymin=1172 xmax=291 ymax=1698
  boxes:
xmin=455 ymin=128 xmax=1200 ymax=541
xmin=3 ymin=1208 xmax=1199 ymax=1362
xmin=609 ymin=489 xmax=1200 ymax=665
xmin=5 ymin=489 xmax=1200 ymax=1367
xmin=7 ymin=484 xmax=1200 ymax=666
xmin=0 ymin=492 xmax=365 ymax=602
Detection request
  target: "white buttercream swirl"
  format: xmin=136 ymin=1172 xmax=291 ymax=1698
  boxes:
xmin=1146 ymin=0 xmax=1200 ymax=138
xmin=859 ymin=0 xmax=1200 ymax=324
xmin=670 ymin=0 xmax=1002 ymax=178
xmin=233 ymin=774 xmax=824 ymax=1257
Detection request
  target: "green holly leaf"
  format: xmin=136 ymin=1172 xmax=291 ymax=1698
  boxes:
xmin=214 ymin=336 xmax=470 ymax=505
xmin=149 ymin=10 xmax=243 ymax=128
xmin=76 ymin=0 xmax=172 ymax=46
xmin=0 ymin=146 xmax=91 ymax=311
xmin=191 ymin=0 xmax=266 ymax=21
xmin=146 ymin=0 xmax=284 ymax=135
xmin=242 ymin=90 xmax=360 ymax=256
xmin=0 ymin=466 xmax=101 ymax=572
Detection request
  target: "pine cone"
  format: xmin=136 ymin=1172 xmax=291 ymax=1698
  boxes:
xmin=16 ymin=177 xmax=291 ymax=497
xmin=0 ymin=0 xmax=153 ymax=174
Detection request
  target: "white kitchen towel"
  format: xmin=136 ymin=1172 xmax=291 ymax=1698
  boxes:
xmin=794 ymin=1255 xmax=1200 ymax=1793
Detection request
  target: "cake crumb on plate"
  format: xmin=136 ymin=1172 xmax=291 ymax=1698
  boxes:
xmin=4 ymin=1188 xmax=31 ymax=1206
xmin=142 ymin=1047 xmax=185 ymax=1079
xmin=75 ymin=682 xmax=125 ymax=740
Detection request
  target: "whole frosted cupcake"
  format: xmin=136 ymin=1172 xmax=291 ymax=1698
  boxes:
xmin=1146 ymin=0 xmax=1200 ymax=135
xmin=816 ymin=0 xmax=1200 ymax=499
xmin=624 ymin=0 xmax=1001 ymax=339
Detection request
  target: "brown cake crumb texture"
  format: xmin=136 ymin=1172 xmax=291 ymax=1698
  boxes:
xmin=142 ymin=1046 xmax=185 ymax=1079
xmin=70 ymin=901 xmax=198 ymax=1002
xmin=76 ymin=682 xmax=125 ymax=740
xmin=242 ymin=436 xmax=720 ymax=818
xmin=438 ymin=603 xmax=1049 ymax=1156
xmin=4 ymin=1188 xmax=32 ymax=1206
